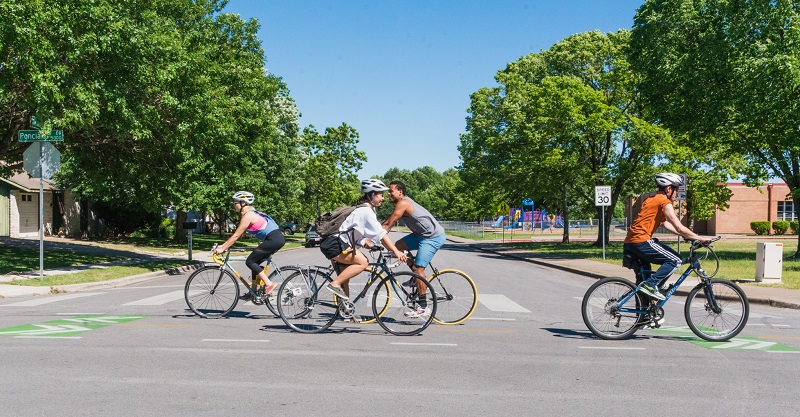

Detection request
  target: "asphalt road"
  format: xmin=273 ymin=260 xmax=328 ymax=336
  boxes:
xmin=1 ymin=236 xmax=799 ymax=416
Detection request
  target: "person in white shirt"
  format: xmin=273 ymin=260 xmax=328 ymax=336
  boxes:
xmin=319 ymin=179 xmax=407 ymax=299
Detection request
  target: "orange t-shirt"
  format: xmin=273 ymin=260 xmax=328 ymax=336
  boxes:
xmin=624 ymin=192 xmax=671 ymax=243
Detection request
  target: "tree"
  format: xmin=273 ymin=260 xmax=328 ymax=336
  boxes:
xmin=460 ymin=30 xmax=671 ymax=245
xmin=301 ymin=123 xmax=367 ymax=221
xmin=630 ymin=0 xmax=800 ymax=256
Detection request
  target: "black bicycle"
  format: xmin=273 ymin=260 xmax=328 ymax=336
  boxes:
xmin=276 ymin=245 xmax=437 ymax=336
xmin=582 ymin=237 xmax=749 ymax=342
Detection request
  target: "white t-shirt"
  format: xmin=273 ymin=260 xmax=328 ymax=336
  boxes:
xmin=339 ymin=206 xmax=387 ymax=248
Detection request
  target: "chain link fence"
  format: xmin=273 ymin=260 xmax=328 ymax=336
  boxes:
xmin=439 ymin=218 xmax=629 ymax=239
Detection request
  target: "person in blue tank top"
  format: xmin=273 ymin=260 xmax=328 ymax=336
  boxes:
xmin=213 ymin=191 xmax=285 ymax=301
xmin=381 ymin=181 xmax=446 ymax=317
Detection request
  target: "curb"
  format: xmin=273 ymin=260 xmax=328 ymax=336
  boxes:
xmin=465 ymin=242 xmax=800 ymax=311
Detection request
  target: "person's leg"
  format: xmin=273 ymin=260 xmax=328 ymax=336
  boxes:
xmin=327 ymin=250 xmax=368 ymax=299
xmin=629 ymin=240 xmax=682 ymax=289
xmin=246 ymin=231 xmax=286 ymax=291
xmin=408 ymin=234 xmax=446 ymax=301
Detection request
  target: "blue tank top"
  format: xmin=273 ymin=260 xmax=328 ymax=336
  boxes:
xmin=245 ymin=210 xmax=279 ymax=241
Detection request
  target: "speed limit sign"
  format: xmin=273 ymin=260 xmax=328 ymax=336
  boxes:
xmin=595 ymin=186 xmax=611 ymax=207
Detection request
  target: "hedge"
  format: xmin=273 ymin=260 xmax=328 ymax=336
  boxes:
xmin=750 ymin=221 xmax=771 ymax=235
xmin=772 ymin=220 xmax=790 ymax=235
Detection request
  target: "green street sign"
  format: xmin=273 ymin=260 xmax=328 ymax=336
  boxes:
xmin=18 ymin=129 xmax=64 ymax=142
xmin=32 ymin=116 xmax=41 ymax=129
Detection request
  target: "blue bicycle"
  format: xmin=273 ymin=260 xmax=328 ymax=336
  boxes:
xmin=581 ymin=237 xmax=749 ymax=341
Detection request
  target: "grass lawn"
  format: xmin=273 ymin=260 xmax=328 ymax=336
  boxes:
xmin=1 ymin=232 xmax=306 ymax=286
xmin=506 ymin=239 xmax=800 ymax=290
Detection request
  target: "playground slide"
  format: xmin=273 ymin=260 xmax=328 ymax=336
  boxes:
xmin=491 ymin=216 xmax=505 ymax=228
xmin=504 ymin=220 xmax=521 ymax=229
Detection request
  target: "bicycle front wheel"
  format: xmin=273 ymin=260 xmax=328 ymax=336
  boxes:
xmin=346 ymin=267 xmax=389 ymax=324
xmin=277 ymin=267 xmax=339 ymax=333
xmin=684 ymin=279 xmax=749 ymax=342
xmin=185 ymin=266 xmax=239 ymax=318
xmin=581 ymin=277 xmax=644 ymax=340
xmin=373 ymin=272 xmax=436 ymax=336
xmin=427 ymin=269 xmax=478 ymax=325
xmin=265 ymin=266 xmax=304 ymax=317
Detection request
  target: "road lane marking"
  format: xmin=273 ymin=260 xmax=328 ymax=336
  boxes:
xmin=479 ymin=294 xmax=531 ymax=313
xmin=438 ymin=329 xmax=518 ymax=333
xmin=469 ymin=317 xmax=517 ymax=321
xmin=203 ymin=339 xmax=270 ymax=343
xmin=57 ymin=313 xmax=106 ymax=316
xmin=579 ymin=346 xmax=646 ymax=350
xmin=0 ymin=293 xmax=104 ymax=307
xmin=123 ymin=291 xmax=185 ymax=306
xmin=390 ymin=343 xmax=458 ymax=346
xmin=0 ymin=315 xmax=146 ymax=337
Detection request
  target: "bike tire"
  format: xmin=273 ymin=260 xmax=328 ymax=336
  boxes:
xmin=581 ymin=277 xmax=644 ymax=340
xmin=427 ymin=269 xmax=478 ymax=325
xmin=265 ymin=266 xmax=304 ymax=317
xmin=276 ymin=267 xmax=339 ymax=334
xmin=373 ymin=272 xmax=436 ymax=336
xmin=684 ymin=279 xmax=749 ymax=342
xmin=185 ymin=266 xmax=239 ymax=318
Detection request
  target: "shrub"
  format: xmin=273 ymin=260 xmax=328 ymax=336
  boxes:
xmin=790 ymin=220 xmax=799 ymax=235
xmin=750 ymin=221 xmax=770 ymax=235
xmin=772 ymin=220 xmax=789 ymax=235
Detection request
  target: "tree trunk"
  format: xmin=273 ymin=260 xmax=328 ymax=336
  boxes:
xmin=174 ymin=210 xmax=188 ymax=243
xmin=561 ymin=186 xmax=570 ymax=244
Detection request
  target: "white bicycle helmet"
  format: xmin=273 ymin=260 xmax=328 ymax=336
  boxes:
xmin=361 ymin=179 xmax=389 ymax=194
xmin=654 ymin=173 xmax=683 ymax=188
xmin=232 ymin=191 xmax=255 ymax=205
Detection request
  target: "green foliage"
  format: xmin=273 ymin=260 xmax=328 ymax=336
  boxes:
xmin=791 ymin=221 xmax=799 ymax=235
xmin=751 ymin=221 xmax=771 ymax=236
xmin=773 ymin=220 xmax=790 ymax=236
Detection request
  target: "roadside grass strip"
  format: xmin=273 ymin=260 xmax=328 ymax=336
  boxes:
xmin=0 ymin=315 xmax=146 ymax=338
xmin=649 ymin=325 xmax=799 ymax=352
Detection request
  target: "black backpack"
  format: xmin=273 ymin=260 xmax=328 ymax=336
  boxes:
xmin=315 ymin=203 xmax=369 ymax=238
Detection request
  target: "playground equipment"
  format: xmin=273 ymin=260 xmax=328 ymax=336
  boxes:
xmin=490 ymin=216 xmax=505 ymax=228
xmin=502 ymin=198 xmax=564 ymax=231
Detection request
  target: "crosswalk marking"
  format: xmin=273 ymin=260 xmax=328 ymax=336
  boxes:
xmin=0 ymin=293 xmax=103 ymax=307
xmin=479 ymin=294 xmax=531 ymax=313
xmin=122 ymin=290 xmax=186 ymax=306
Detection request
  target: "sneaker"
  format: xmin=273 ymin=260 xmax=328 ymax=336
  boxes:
xmin=343 ymin=315 xmax=363 ymax=323
xmin=401 ymin=277 xmax=417 ymax=287
xmin=404 ymin=306 xmax=431 ymax=318
xmin=264 ymin=282 xmax=277 ymax=296
xmin=326 ymin=283 xmax=349 ymax=300
xmin=239 ymin=292 xmax=253 ymax=302
xmin=639 ymin=283 xmax=666 ymax=301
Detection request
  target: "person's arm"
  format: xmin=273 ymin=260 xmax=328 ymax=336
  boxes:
xmin=382 ymin=199 xmax=412 ymax=232
xmin=214 ymin=212 xmax=252 ymax=253
xmin=379 ymin=234 xmax=408 ymax=263
xmin=663 ymin=203 xmax=707 ymax=243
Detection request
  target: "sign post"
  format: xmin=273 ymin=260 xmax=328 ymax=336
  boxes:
xmin=595 ymin=186 xmax=612 ymax=259
xmin=20 ymin=118 xmax=63 ymax=280
xmin=675 ymin=173 xmax=687 ymax=254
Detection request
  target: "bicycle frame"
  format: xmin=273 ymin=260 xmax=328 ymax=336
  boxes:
xmin=211 ymin=246 xmax=278 ymax=298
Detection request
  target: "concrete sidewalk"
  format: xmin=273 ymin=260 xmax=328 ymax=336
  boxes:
xmin=446 ymin=236 xmax=800 ymax=310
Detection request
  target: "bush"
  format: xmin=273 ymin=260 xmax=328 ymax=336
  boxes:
xmin=750 ymin=221 xmax=771 ymax=235
xmin=791 ymin=220 xmax=799 ymax=235
xmin=772 ymin=220 xmax=790 ymax=235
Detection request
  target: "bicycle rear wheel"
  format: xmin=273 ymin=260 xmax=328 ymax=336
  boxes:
xmin=684 ymin=279 xmax=749 ymax=342
xmin=277 ymin=267 xmax=339 ymax=333
xmin=427 ymin=269 xmax=478 ymax=325
xmin=265 ymin=266 xmax=304 ymax=317
xmin=373 ymin=272 xmax=436 ymax=336
xmin=581 ymin=277 xmax=644 ymax=340
xmin=185 ymin=266 xmax=239 ymax=318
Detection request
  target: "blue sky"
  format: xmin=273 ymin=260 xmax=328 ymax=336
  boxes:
xmin=223 ymin=1 xmax=639 ymax=177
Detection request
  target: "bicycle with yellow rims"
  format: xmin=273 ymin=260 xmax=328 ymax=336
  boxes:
xmin=184 ymin=245 xmax=302 ymax=318
xmin=395 ymin=252 xmax=478 ymax=325
xmin=276 ymin=245 xmax=437 ymax=336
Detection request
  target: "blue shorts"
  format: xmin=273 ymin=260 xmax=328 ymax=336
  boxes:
xmin=400 ymin=233 xmax=445 ymax=268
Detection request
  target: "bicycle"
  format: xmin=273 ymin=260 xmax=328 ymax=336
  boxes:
xmin=184 ymin=244 xmax=303 ymax=318
xmin=581 ymin=237 xmax=750 ymax=342
xmin=275 ymin=245 xmax=437 ymax=336
xmin=390 ymin=251 xmax=478 ymax=325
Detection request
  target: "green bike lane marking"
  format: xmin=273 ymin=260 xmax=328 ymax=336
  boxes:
xmin=0 ymin=316 xmax=147 ymax=338
xmin=650 ymin=325 xmax=799 ymax=352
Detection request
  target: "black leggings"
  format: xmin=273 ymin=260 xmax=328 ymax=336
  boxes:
xmin=246 ymin=229 xmax=285 ymax=278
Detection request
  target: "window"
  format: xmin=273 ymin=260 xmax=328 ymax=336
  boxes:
xmin=20 ymin=194 xmax=33 ymax=202
xmin=777 ymin=201 xmax=796 ymax=221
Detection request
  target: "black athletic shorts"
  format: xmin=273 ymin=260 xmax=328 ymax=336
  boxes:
xmin=320 ymin=235 xmax=350 ymax=260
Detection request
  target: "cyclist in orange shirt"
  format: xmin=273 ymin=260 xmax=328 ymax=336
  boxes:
xmin=623 ymin=173 xmax=710 ymax=300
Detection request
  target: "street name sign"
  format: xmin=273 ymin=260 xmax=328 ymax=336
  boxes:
xmin=19 ymin=129 xmax=64 ymax=142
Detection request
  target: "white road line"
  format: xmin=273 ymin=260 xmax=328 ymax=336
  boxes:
xmin=579 ymin=346 xmax=646 ymax=350
xmin=123 ymin=290 xmax=185 ymax=306
xmin=115 ymin=285 xmax=186 ymax=289
xmin=0 ymin=293 xmax=104 ymax=307
xmin=469 ymin=317 xmax=517 ymax=321
xmin=390 ymin=342 xmax=458 ymax=346
xmin=13 ymin=336 xmax=83 ymax=339
xmin=202 ymin=339 xmax=270 ymax=343
xmin=767 ymin=351 xmax=800 ymax=354
xmin=479 ymin=294 xmax=531 ymax=313
xmin=56 ymin=313 xmax=106 ymax=316
xmin=747 ymin=324 xmax=791 ymax=327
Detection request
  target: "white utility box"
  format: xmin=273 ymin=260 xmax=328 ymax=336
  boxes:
xmin=755 ymin=242 xmax=783 ymax=283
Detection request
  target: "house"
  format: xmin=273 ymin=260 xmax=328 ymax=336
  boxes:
xmin=0 ymin=170 xmax=102 ymax=238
